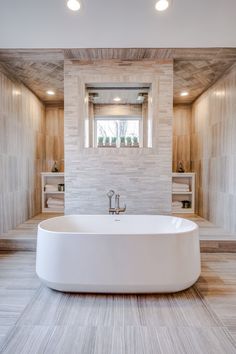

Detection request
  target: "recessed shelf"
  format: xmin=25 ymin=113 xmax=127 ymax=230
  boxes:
xmin=172 ymin=173 xmax=195 ymax=214
xmin=41 ymin=172 xmax=65 ymax=213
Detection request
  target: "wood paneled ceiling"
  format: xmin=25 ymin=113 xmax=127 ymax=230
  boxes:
xmin=174 ymin=59 xmax=235 ymax=104
xmin=0 ymin=48 xmax=236 ymax=105
xmin=0 ymin=60 xmax=64 ymax=104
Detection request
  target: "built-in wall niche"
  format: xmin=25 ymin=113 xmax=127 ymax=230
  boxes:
xmin=84 ymin=83 xmax=152 ymax=148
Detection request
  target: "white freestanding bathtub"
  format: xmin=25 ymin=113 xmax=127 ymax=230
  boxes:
xmin=36 ymin=215 xmax=201 ymax=293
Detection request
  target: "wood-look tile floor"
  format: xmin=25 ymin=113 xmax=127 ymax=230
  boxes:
xmin=1 ymin=252 xmax=236 ymax=353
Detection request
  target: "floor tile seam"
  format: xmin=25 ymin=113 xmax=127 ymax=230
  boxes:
xmin=193 ymin=285 xmax=236 ymax=347
xmin=0 ymin=285 xmax=43 ymax=352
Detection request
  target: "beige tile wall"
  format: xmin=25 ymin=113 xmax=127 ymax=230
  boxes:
xmin=173 ymin=105 xmax=191 ymax=173
xmin=45 ymin=106 xmax=64 ymax=172
xmin=64 ymin=60 xmax=173 ymax=215
xmin=0 ymin=67 xmax=45 ymax=234
xmin=4 ymin=56 xmax=235 ymax=232
xmin=191 ymin=64 xmax=236 ymax=233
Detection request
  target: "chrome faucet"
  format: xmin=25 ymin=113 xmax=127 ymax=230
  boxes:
xmin=107 ymin=190 xmax=126 ymax=215
xmin=107 ymin=190 xmax=115 ymax=211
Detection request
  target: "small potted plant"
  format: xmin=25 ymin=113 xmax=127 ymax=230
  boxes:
xmin=133 ymin=136 xmax=139 ymax=147
xmin=126 ymin=136 xmax=132 ymax=147
xmin=105 ymin=137 xmax=110 ymax=147
xmin=120 ymin=136 xmax=126 ymax=147
xmin=111 ymin=137 xmax=117 ymax=147
xmin=98 ymin=136 xmax=104 ymax=147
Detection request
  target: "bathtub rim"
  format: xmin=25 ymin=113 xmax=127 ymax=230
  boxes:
xmin=38 ymin=214 xmax=199 ymax=236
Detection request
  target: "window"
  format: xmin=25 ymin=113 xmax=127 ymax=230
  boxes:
xmin=95 ymin=117 xmax=141 ymax=147
xmin=85 ymin=82 xmax=151 ymax=148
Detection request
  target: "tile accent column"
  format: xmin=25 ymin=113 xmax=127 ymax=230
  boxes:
xmin=64 ymin=60 xmax=173 ymax=214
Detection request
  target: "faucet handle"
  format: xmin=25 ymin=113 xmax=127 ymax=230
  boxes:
xmin=107 ymin=190 xmax=115 ymax=198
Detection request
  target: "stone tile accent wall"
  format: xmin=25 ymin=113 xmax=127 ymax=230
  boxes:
xmin=191 ymin=64 xmax=236 ymax=233
xmin=64 ymin=60 xmax=173 ymax=215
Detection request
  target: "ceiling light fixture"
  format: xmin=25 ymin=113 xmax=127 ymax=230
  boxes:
xmin=12 ymin=89 xmax=21 ymax=96
xmin=47 ymin=90 xmax=55 ymax=96
xmin=67 ymin=0 xmax=81 ymax=11
xmin=155 ymin=0 xmax=170 ymax=11
xmin=215 ymin=91 xmax=225 ymax=97
xmin=113 ymin=97 xmax=121 ymax=102
xmin=89 ymin=93 xmax=99 ymax=102
xmin=180 ymin=91 xmax=189 ymax=97
xmin=137 ymin=94 xmax=145 ymax=102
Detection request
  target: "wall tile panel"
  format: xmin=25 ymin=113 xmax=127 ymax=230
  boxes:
xmin=0 ymin=67 xmax=45 ymax=234
xmin=64 ymin=60 xmax=173 ymax=215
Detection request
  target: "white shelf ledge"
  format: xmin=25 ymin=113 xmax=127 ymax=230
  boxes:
xmin=42 ymin=208 xmax=64 ymax=213
xmin=172 ymin=191 xmax=192 ymax=195
xmin=172 ymin=209 xmax=194 ymax=214
xmin=43 ymin=191 xmax=65 ymax=194
xmin=41 ymin=172 xmax=64 ymax=176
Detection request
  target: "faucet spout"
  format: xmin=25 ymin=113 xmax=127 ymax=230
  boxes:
xmin=114 ymin=193 xmax=126 ymax=214
xmin=115 ymin=194 xmax=120 ymax=209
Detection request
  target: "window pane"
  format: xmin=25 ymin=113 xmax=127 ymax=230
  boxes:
xmin=121 ymin=120 xmax=139 ymax=139
xmin=96 ymin=118 xmax=140 ymax=146
xmin=97 ymin=120 xmax=119 ymax=139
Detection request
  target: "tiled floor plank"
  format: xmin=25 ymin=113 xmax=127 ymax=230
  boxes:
xmin=0 ymin=252 xmax=236 ymax=352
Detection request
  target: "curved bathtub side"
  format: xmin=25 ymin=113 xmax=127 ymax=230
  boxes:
xmin=36 ymin=225 xmax=201 ymax=294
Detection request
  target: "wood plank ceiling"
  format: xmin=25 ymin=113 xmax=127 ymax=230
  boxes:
xmin=0 ymin=48 xmax=236 ymax=105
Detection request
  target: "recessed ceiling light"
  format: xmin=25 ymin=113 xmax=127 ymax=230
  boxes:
xmin=215 ymin=91 xmax=225 ymax=97
xmin=155 ymin=0 xmax=170 ymax=11
xmin=180 ymin=91 xmax=189 ymax=97
xmin=137 ymin=95 xmax=143 ymax=101
xmin=67 ymin=0 xmax=81 ymax=11
xmin=113 ymin=97 xmax=121 ymax=102
xmin=47 ymin=90 xmax=55 ymax=96
xmin=12 ymin=89 xmax=21 ymax=96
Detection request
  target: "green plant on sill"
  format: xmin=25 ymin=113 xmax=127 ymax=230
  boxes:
xmin=120 ymin=136 xmax=125 ymax=144
xmin=133 ymin=136 xmax=138 ymax=144
xmin=126 ymin=136 xmax=132 ymax=145
xmin=105 ymin=137 xmax=110 ymax=145
xmin=111 ymin=137 xmax=117 ymax=145
xmin=98 ymin=136 xmax=104 ymax=145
